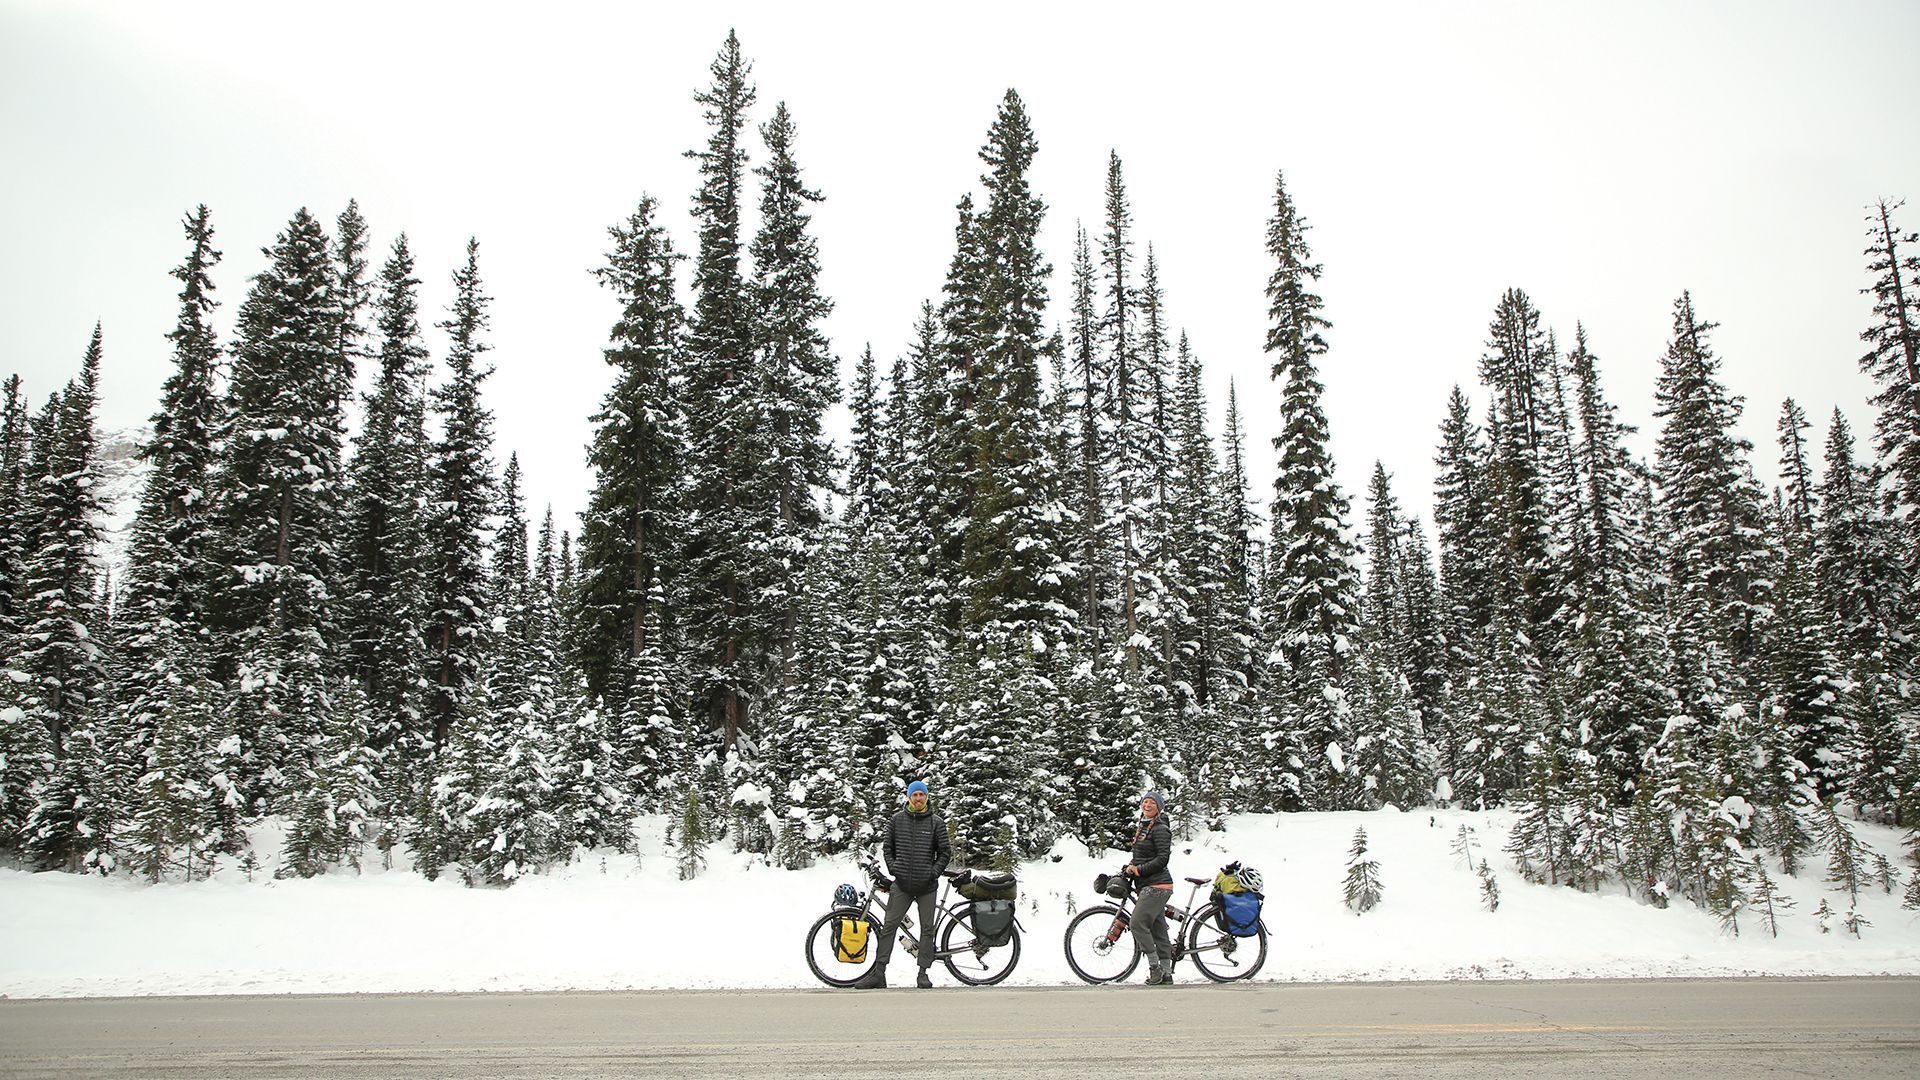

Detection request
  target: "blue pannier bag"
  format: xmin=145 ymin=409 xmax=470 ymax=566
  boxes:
xmin=1220 ymin=890 xmax=1262 ymax=937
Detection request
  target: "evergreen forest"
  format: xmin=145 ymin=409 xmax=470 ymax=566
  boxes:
xmin=3 ymin=33 xmax=1917 ymax=925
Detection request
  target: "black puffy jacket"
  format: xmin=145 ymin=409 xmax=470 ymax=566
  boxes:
xmin=883 ymin=806 xmax=951 ymax=896
xmin=1128 ymin=814 xmax=1173 ymax=888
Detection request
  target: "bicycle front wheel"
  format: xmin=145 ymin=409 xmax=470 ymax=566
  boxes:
xmin=938 ymin=903 xmax=1021 ymax=986
xmin=1185 ymin=903 xmax=1268 ymax=982
xmin=1062 ymin=905 xmax=1140 ymax=984
xmin=804 ymin=909 xmax=880 ymax=988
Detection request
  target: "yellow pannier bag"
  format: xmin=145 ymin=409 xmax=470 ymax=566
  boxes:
xmin=834 ymin=916 xmax=871 ymax=963
xmin=1214 ymin=871 xmax=1247 ymax=895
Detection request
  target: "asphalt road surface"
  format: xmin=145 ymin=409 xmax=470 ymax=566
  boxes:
xmin=4 ymin=978 xmax=1916 ymax=1079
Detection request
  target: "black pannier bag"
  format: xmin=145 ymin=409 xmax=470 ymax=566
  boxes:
xmin=957 ymin=869 xmax=1018 ymax=901
xmin=970 ymin=899 xmax=1016 ymax=947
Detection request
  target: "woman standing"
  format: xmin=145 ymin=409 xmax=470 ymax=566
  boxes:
xmin=1124 ymin=789 xmax=1175 ymax=985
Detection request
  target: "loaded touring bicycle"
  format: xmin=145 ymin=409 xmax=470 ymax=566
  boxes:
xmin=806 ymin=859 xmax=1023 ymax=986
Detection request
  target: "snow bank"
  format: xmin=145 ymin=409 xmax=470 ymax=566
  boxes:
xmin=2 ymin=809 xmax=1915 ymax=998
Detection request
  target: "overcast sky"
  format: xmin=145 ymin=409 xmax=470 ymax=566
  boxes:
xmin=3 ymin=0 xmax=1914 ymax=546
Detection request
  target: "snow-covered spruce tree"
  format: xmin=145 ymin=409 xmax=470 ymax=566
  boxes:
xmin=609 ymin=574 xmax=688 ymax=833
xmin=677 ymin=786 xmax=709 ymax=880
xmin=1812 ymin=799 xmax=1871 ymax=906
xmin=1453 ymin=291 xmax=1569 ymax=812
xmin=0 ymin=374 xmax=31 ymax=659
xmin=1504 ymin=709 xmax=1588 ymax=887
xmin=0 ymin=379 xmax=35 ymax=849
xmin=1745 ymin=400 xmax=1847 ymax=820
xmin=679 ymin=30 xmax=773 ymax=760
xmin=1342 ymin=826 xmax=1383 ymax=913
xmin=208 ymin=207 xmax=351 ymax=806
xmin=467 ymin=693 xmax=562 ymax=887
xmin=1097 ymin=154 xmax=1170 ymax=687
xmin=462 ymin=454 xmax=564 ymax=884
xmin=424 ymin=239 xmax=497 ymax=753
xmin=751 ymin=520 xmax=850 ymax=863
xmin=341 ymin=234 xmax=434 ymax=806
xmin=1350 ymin=463 xmax=1437 ymax=807
xmin=411 ymin=719 xmax=475 ymax=881
xmin=832 ymin=517 xmax=921 ymax=853
xmin=844 ymin=361 xmax=925 ymax=841
xmin=1207 ymin=381 xmax=1264 ymax=796
xmin=0 ymin=675 xmax=51 ymax=853
xmin=1815 ymin=412 xmax=1914 ymax=818
xmin=19 ymin=330 xmax=114 ymax=869
xmin=279 ymin=677 xmax=377 ymax=877
xmin=549 ymin=563 xmax=625 ymax=855
xmin=578 ymin=196 xmax=686 ymax=711
xmin=118 ymin=207 xmax=226 ymax=757
xmin=1161 ymin=331 xmax=1242 ymax=806
xmin=1259 ymin=169 xmax=1361 ymax=810
xmin=751 ymin=100 xmax=839 ymax=695
xmin=902 ymin=94 xmax=1077 ymax=850
xmin=1136 ymin=248 xmax=1190 ymax=724
xmin=1859 ymin=198 xmax=1920 ymax=527
xmin=1477 ymin=290 xmax=1574 ymax=670
xmin=1652 ymin=293 xmax=1779 ymax=778
xmin=121 ymin=630 xmax=232 ymax=881
xmin=1748 ymin=855 xmax=1794 ymax=937
xmin=20 ymin=332 xmax=108 ymax=764
xmin=24 ymin=713 xmax=114 ymax=873
xmin=1066 ymin=223 xmax=1110 ymax=647
xmin=1561 ymin=327 xmax=1674 ymax=803
xmin=1641 ymin=707 xmax=1750 ymax=925
xmin=1340 ymin=643 xmax=1435 ymax=810
xmin=956 ymin=92 xmax=1077 ymax=646
xmin=1432 ymin=386 xmax=1494 ymax=689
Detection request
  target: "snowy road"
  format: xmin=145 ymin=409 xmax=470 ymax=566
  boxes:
xmin=3 ymin=978 xmax=1916 ymax=1078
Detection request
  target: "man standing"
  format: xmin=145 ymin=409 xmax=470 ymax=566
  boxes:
xmin=854 ymin=780 xmax=951 ymax=989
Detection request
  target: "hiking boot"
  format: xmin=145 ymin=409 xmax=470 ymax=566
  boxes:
xmin=1143 ymin=964 xmax=1165 ymax=986
xmin=916 ymin=969 xmax=933 ymax=989
xmin=1158 ymin=968 xmax=1175 ymax=986
xmin=851 ymin=967 xmax=887 ymax=990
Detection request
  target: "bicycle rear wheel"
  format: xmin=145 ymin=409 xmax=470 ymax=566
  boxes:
xmin=805 ymin=909 xmax=880 ymax=988
xmin=1184 ymin=903 xmax=1268 ymax=982
xmin=1062 ymin=905 xmax=1140 ymax=984
xmin=938 ymin=903 xmax=1021 ymax=985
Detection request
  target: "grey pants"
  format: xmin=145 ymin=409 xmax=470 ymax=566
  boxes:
xmin=874 ymin=884 xmax=938 ymax=970
xmin=1132 ymin=885 xmax=1174 ymax=971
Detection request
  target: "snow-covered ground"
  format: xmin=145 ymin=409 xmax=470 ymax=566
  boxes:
xmin=2 ymin=809 xmax=1915 ymax=998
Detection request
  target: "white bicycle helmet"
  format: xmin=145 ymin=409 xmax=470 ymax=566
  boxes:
xmin=1237 ymin=866 xmax=1265 ymax=893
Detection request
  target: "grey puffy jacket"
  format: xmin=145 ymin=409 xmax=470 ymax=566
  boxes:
xmin=883 ymin=806 xmax=951 ymax=896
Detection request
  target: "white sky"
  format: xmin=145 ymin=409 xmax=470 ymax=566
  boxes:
xmin=3 ymin=0 xmax=1914 ymax=546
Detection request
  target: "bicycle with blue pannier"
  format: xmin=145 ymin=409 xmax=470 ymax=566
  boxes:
xmin=1063 ymin=860 xmax=1268 ymax=983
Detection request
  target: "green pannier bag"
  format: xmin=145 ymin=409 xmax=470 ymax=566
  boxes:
xmin=833 ymin=915 xmax=871 ymax=963
xmin=1214 ymin=871 xmax=1247 ymax=895
xmin=970 ymin=899 xmax=1016 ymax=947
xmin=957 ymin=870 xmax=1018 ymax=901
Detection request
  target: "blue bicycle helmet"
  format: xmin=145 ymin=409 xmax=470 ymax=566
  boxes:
xmin=834 ymin=883 xmax=859 ymax=909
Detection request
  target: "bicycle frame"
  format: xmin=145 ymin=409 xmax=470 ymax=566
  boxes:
xmin=860 ymin=862 xmax=1017 ymax=963
xmin=1104 ymin=876 xmax=1223 ymax=963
